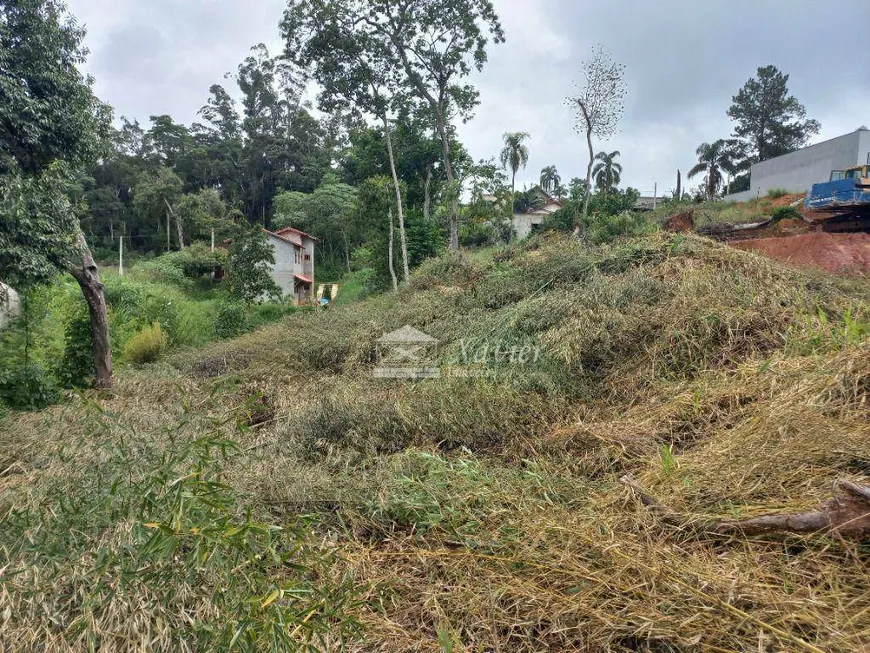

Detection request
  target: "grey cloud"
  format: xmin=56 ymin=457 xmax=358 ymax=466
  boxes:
xmin=69 ymin=0 xmax=870 ymax=194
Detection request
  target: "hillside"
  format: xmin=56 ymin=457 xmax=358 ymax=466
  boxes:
xmin=1 ymin=233 xmax=869 ymax=652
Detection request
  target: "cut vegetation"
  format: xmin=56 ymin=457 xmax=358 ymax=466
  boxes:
xmin=2 ymin=232 xmax=868 ymax=652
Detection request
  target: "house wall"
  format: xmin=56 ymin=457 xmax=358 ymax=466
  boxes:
xmin=0 ymin=282 xmax=21 ymax=330
xmin=267 ymin=235 xmax=300 ymax=297
xmin=266 ymin=233 xmax=315 ymax=303
xmin=301 ymin=236 xmax=315 ymax=280
xmin=513 ymin=202 xmax=561 ymax=240
xmin=513 ymin=214 xmax=545 ymax=240
xmin=725 ymin=129 xmax=869 ymax=202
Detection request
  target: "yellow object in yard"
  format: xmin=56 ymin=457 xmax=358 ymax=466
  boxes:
xmin=316 ymin=285 xmax=325 ymax=300
xmin=331 ymin=284 xmax=339 ymax=301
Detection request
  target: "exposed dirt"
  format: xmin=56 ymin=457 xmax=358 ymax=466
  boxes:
xmin=663 ymin=209 xmax=695 ymax=232
xmin=731 ymin=232 xmax=870 ymax=273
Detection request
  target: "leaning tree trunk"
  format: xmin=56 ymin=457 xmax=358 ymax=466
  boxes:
xmin=65 ymin=230 xmax=112 ymax=389
xmin=387 ymin=207 xmax=398 ymax=292
xmin=383 ymin=116 xmax=409 ymax=281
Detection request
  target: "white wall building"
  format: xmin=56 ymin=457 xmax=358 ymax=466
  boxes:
xmin=726 ymin=128 xmax=870 ymax=202
xmin=0 ymin=281 xmax=21 ymax=330
xmin=512 ymin=192 xmax=563 ymax=240
xmin=264 ymin=227 xmax=316 ymax=304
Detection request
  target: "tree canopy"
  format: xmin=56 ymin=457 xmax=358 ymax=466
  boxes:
xmin=727 ymin=65 xmax=820 ymax=164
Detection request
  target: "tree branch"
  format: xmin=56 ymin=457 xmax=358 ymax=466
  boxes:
xmin=621 ymin=476 xmax=870 ymax=539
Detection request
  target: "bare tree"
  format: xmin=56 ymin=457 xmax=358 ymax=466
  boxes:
xmin=567 ymin=46 xmax=626 ymax=231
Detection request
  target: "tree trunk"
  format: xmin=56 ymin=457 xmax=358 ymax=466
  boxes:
xmin=423 ymin=165 xmax=433 ymax=223
xmin=383 ymin=116 xmax=409 ymax=281
xmin=582 ymin=127 xmax=594 ymax=224
xmin=434 ymin=111 xmax=459 ymax=252
xmin=387 ymin=207 xmax=398 ymax=292
xmin=166 ymin=214 xmax=171 ymax=251
xmin=676 ymin=169 xmax=681 ymax=200
xmin=65 ymin=230 xmax=112 ymax=389
xmin=342 ymin=229 xmax=351 ymax=272
xmin=165 ymin=198 xmax=183 ymax=250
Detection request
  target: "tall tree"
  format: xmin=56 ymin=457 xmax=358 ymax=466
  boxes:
xmin=284 ymin=0 xmax=505 ymax=252
xmin=567 ymin=46 xmax=626 ymax=229
xmin=282 ymin=4 xmax=412 ymax=281
xmin=727 ymin=65 xmax=820 ymax=164
xmin=133 ymin=167 xmax=184 ymax=250
xmin=688 ymin=140 xmax=735 ymax=199
xmin=500 ymin=132 xmax=530 ymax=214
xmin=0 ymin=0 xmax=113 ymax=387
xmin=539 ymin=165 xmax=560 ymax=195
xmin=592 ymin=150 xmax=622 ymax=192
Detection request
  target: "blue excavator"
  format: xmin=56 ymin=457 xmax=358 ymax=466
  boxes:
xmin=805 ymin=155 xmax=870 ymax=215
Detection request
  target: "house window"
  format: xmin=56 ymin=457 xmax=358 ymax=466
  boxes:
xmin=294 ymin=249 xmax=301 ymax=264
xmin=304 ymin=254 xmax=311 ymax=261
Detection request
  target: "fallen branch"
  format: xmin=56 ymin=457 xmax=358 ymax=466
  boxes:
xmin=621 ymin=476 xmax=870 ymax=539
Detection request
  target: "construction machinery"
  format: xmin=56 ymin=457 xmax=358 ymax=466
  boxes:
xmin=805 ymin=154 xmax=870 ymax=214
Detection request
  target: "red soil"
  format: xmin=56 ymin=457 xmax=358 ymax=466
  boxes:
xmin=731 ymin=232 xmax=870 ymax=273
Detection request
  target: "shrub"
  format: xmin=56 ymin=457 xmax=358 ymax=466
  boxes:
xmin=173 ymin=242 xmax=227 ymax=279
xmin=215 ymin=300 xmax=249 ymax=339
xmin=56 ymin=306 xmax=94 ymax=388
xmin=0 ymin=362 xmax=60 ymax=410
xmin=587 ymin=211 xmax=659 ymax=244
xmin=767 ymin=188 xmax=789 ymax=199
xmin=131 ymin=256 xmax=189 ymax=287
xmin=125 ymin=322 xmax=169 ymax=365
xmin=770 ymin=205 xmax=802 ymax=222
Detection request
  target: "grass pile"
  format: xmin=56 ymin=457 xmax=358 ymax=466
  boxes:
xmin=1 ymin=232 xmax=868 ymax=651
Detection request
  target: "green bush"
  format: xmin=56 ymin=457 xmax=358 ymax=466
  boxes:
xmin=767 ymin=188 xmax=789 ymax=199
xmin=0 ymin=362 xmax=60 ymax=411
xmin=125 ymin=322 xmax=169 ymax=365
xmin=587 ymin=211 xmax=659 ymax=244
xmin=215 ymin=300 xmax=250 ymax=339
xmin=56 ymin=306 xmax=94 ymax=388
xmin=131 ymin=256 xmax=189 ymax=287
xmin=173 ymin=243 xmax=227 ymax=279
xmin=770 ymin=205 xmax=802 ymax=222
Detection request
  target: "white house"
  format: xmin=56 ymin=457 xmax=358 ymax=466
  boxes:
xmin=264 ymin=227 xmax=316 ymax=304
xmin=0 ymin=281 xmax=21 ymax=330
xmin=512 ymin=190 xmax=563 ymax=240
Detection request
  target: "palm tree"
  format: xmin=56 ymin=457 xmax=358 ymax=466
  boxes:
xmin=688 ymin=140 xmax=735 ymax=199
xmin=539 ymin=165 xmax=560 ymax=194
xmin=500 ymin=132 xmax=530 ymax=212
xmin=592 ymin=150 xmax=622 ymax=192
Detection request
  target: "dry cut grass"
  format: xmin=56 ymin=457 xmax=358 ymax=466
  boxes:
xmin=1 ymin=232 xmax=868 ymax=652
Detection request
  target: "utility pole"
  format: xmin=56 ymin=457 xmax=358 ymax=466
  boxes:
xmin=653 ymin=183 xmax=657 ymax=210
xmin=119 ymin=234 xmax=124 ymax=277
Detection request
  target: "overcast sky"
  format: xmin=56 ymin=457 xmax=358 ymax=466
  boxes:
xmin=69 ymin=0 xmax=870 ymax=197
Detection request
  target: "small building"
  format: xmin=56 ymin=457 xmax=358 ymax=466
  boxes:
xmin=264 ymin=227 xmax=316 ymax=305
xmin=633 ymin=196 xmax=662 ymax=212
xmin=0 ymin=281 xmax=21 ymax=330
xmin=725 ymin=128 xmax=870 ymax=202
xmin=512 ymin=188 xmax=563 ymax=239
